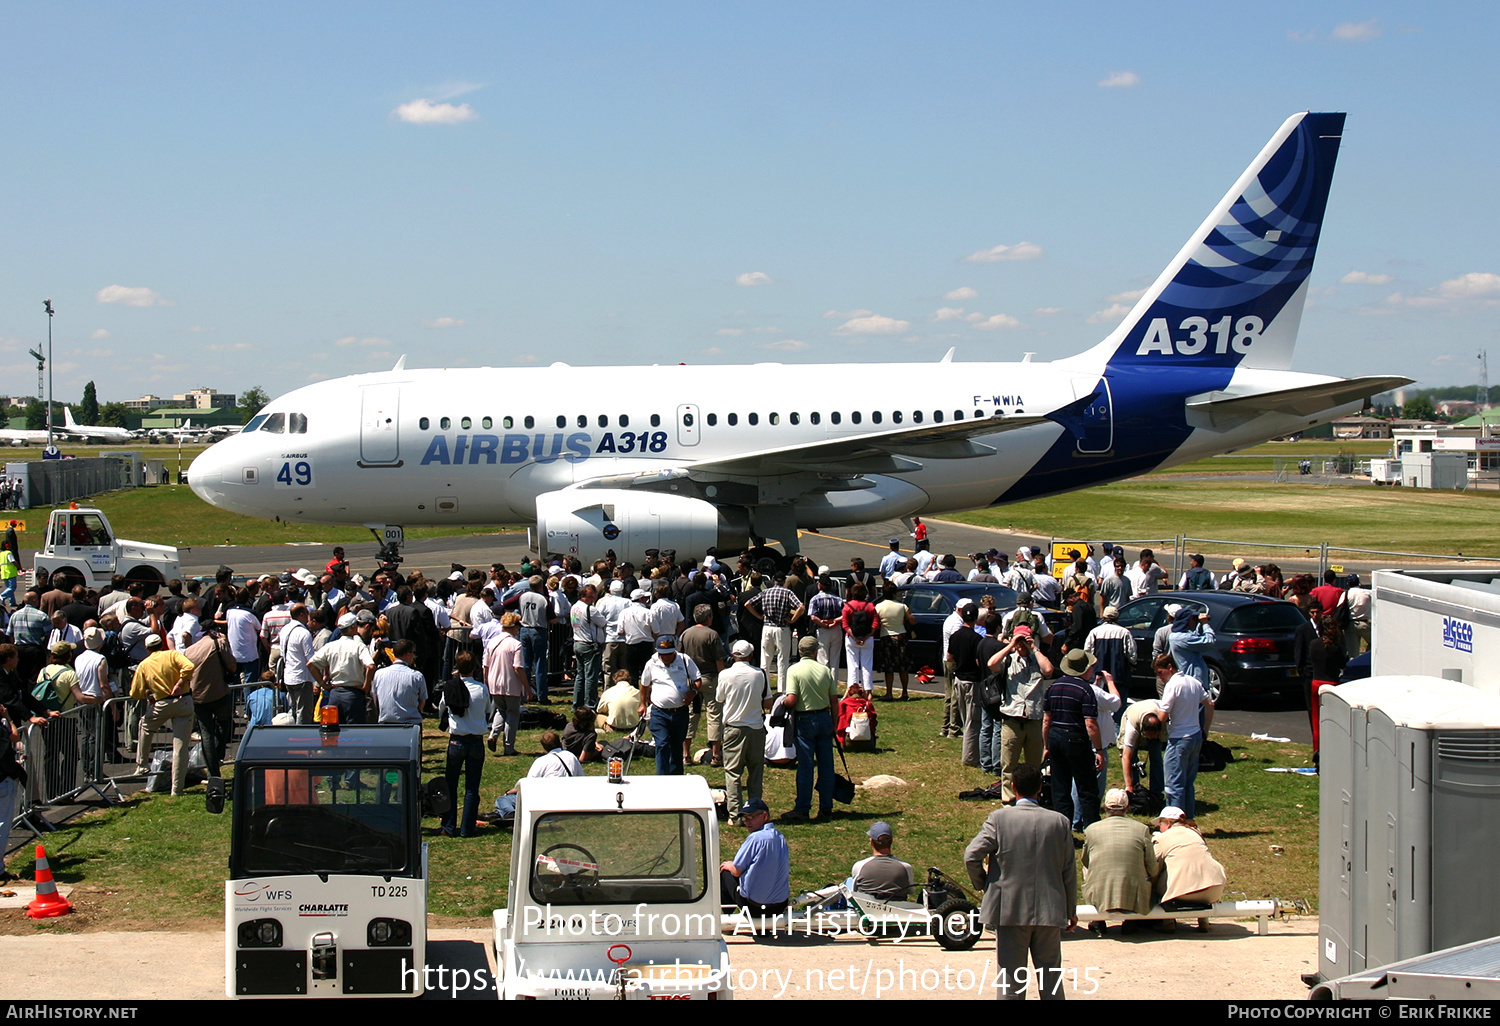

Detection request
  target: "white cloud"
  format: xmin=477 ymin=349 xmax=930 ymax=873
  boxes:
xmin=824 ymin=308 xmax=872 ymax=319
xmin=1287 ymin=28 xmax=1317 ymax=43
xmin=515 ymin=354 xmax=538 ymax=364
xmin=392 ymin=98 xmax=478 ymax=125
xmin=1034 ymin=307 xmax=1063 ymax=315
xmin=96 ymin=284 xmax=170 ymax=307
xmin=736 ymin=271 xmax=771 ymax=286
xmin=334 ymin=335 xmax=357 ymax=347
xmin=944 ymin=286 xmax=977 ymax=300
xmin=759 ymin=339 xmax=809 ymax=351
xmin=1108 ymin=288 xmax=1148 ymax=304
xmin=963 ymin=241 xmax=1043 ymax=263
xmin=701 ymin=346 xmax=724 ymax=356
xmin=1386 ymin=272 xmax=1500 ymax=308
xmin=932 ymin=307 xmax=967 ymax=322
xmin=1087 ymin=303 xmax=1134 ymax=324
xmin=335 ymin=335 xmax=392 ymax=347
xmin=971 ymin=314 xmax=1022 ymax=330
xmin=1332 ymin=18 xmax=1380 ymax=41
xmin=1098 ymin=71 xmax=1141 ymax=89
xmin=833 ymin=315 xmax=909 ymax=336
xmin=207 ymin=343 xmax=253 ymax=352
xmin=90 ymin=329 xmax=110 ymax=340
xmin=424 ymin=316 xmax=465 ymax=328
xmin=306 ymin=373 xmax=332 ymax=383
xmin=1341 ymin=271 xmax=1393 ymax=285
xmin=186 ymin=324 xmax=206 ymax=333
xmin=715 ymin=328 xmax=745 ymax=336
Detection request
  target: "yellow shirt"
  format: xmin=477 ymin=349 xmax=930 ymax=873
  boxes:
xmin=130 ymin=651 xmax=197 ymax=700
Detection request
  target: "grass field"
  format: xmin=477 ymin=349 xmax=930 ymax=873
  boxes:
xmin=6 ymin=695 xmax=1319 ymax=934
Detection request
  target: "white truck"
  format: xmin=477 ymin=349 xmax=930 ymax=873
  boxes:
xmin=32 ymin=505 xmax=180 ymax=594
xmin=493 ymin=774 xmax=734 ymax=1000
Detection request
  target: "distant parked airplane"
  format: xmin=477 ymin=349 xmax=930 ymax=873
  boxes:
xmin=60 ymin=407 xmax=134 ymax=444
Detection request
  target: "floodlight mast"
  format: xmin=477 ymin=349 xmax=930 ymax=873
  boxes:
xmin=43 ymin=299 xmax=54 ymax=450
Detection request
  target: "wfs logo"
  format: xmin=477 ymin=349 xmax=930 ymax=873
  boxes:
xmin=1442 ymin=617 xmax=1474 ymax=654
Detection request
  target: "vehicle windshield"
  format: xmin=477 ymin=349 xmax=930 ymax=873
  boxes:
xmin=1223 ymin=603 xmax=1307 ymax=633
xmin=237 ymin=765 xmax=411 ymax=876
xmin=529 ymin=811 xmax=706 ymax=906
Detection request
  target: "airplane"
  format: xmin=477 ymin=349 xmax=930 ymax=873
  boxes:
xmin=189 ymin=111 xmax=1411 ymax=568
xmin=0 ymin=425 xmax=54 ymax=447
xmin=60 ymin=407 xmax=135 ymax=444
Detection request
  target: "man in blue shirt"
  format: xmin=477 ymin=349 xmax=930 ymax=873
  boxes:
xmin=720 ymin=798 xmax=790 ymax=919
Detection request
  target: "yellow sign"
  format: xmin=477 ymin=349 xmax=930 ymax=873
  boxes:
xmin=1051 ymin=541 xmax=1090 ymax=580
xmin=0 ymin=520 xmax=25 ymax=533
xmin=1329 ymin=564 xmax=1345 ymax=574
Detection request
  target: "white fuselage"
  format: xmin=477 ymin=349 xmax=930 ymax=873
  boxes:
xmin=186 ymin=359 xmax=1358 ymax=531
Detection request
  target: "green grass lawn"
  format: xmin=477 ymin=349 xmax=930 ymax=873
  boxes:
xmin=13 ymin=695 xmax=1318 ymax=933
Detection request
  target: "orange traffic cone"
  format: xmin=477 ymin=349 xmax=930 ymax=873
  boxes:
xmin=26 ymin=844 xmax=72 ymax=919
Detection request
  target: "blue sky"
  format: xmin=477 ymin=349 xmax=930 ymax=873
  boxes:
xmin=2 ymin=3 xmax=1496 ymax=404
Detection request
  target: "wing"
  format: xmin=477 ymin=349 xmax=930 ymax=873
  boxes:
xmin=1185 ymin=375 xmax=1410 ymax=431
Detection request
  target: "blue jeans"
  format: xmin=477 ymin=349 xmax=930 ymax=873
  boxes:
xmin=0 ymin=577 xmax=15 ymax=607
xmin=520 ymin=627 xmax=549 ymax=701
xmin=0 ymin=776 xmax=17 ymax=865
xmin=650 ymin=705 xmax=689 ymax=776
xmin=979 ymin=706 xmax=1003 ymax=775
xmin=1165 ymin=732 xmax=1204 ymax=818
xmin=443 ymin=735 xmax=485 ymax=836
xmin=572 ymin=641 xmax=601 ymax=709
xmin=794 ymin=709 xmax=835 ymax=815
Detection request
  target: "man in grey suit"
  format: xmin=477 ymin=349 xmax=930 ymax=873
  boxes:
xmin=964 ymin=762 xmax=1078 ymax=1000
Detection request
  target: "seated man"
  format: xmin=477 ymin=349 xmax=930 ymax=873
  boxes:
xmin=595 ymin=669 xmax=641 ymax=732
xmin=719 ymin=798 xmax=790 ymax=919
xmin=526 ymin=730 xmax=585 ymax=779
xmin=1081 ymin=788 xmax=1159 ymax=934
xmin=850 ymin=821 xmax=914 ymax=900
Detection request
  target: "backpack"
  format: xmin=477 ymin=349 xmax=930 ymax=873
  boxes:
xmin=977 ymin=671 xmax=1006 ymax=717
xmin=847 ymin=604 xmax=874 ymax=639
xmin=1185 ymin=567 xmax=1213 ymax=590
xmin=32 ymin=665 xmax=71 ymax=712
xmin=102 ymin=632 xmax=132 ymax=671
xmin=1004 ymin=609 xmax=1037 ymax=640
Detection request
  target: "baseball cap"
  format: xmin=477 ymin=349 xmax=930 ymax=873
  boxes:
xmin=655 ymin=636 xmax=677 ymax=651
xmin=143 ymin=635 xmax=162 ymax=650
xmin=337 ymin=612 xmax=357 ymax=629
xmin=51 ymin=641 xmax=75 ymax=657
xmin=1159 ymin=806 xmax=1187 ymax=822
xmin=866 ymin=821 xmax=894 ymax=841
xmin=730 ymin=639 xmax=754 ymax=658
xmin=741 ymin=798 xmax=770 ymax=816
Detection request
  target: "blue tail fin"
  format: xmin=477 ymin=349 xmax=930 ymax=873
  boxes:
xmin=1073 ymin=111 xmax=1345 ymax=373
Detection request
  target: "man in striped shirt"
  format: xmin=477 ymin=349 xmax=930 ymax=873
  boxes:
xmin=1042 ymin=649 xmax=1104 ymax=831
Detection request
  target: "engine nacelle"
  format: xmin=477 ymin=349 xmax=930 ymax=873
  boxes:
xmin=533 ymin=488 xmax=750 ymax=566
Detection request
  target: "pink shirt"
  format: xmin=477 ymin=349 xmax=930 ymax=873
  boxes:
xmin=483 ymin=632 xmax=527 ymax=697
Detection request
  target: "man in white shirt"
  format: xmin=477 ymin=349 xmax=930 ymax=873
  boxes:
xmin=525 ymin=730 xmax=584 ymax=779
xmin=596 ymin=580 xmax=632 ymax=678
xmin=277 ymin=604 xmax=318 ymax=724
xmin=1155 ymin=654 xmax=1214 ymax=819
xmin=1125 ymin=549 xmax=1167 ymax=598
xmin=638 ymin=636 xmax=701 ymax=777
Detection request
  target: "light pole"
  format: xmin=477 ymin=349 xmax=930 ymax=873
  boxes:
xmin=43 ymin=300 xmax=54 ymax=450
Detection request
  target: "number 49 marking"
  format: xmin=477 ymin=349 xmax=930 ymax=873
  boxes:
xmin=276 ymin=461 xmax=313 ymax=487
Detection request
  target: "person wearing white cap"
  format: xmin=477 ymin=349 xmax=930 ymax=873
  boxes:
xmin=1152 ymin=806 xmax=1226 ymax=915
xmin=619 ymin=589 xmax=656 ymax=679
xmin=596 ymin=579 xmax=632 ymax=678
xmin=716 ymin=639 xmax=773 ymax=823
xmin=939 ymin=597 xmax=974 ymax=739
xmin=308 ymin=611 xmax=376 ymax=724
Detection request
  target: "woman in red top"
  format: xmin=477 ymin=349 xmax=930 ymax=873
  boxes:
xmin=836 ymin=680 xmax=877 ymax=746
xmin=842 ymin=582 xmax=878 ymax=691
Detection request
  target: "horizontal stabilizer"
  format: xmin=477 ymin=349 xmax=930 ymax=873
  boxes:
xmin=1185 ymin=375 xmax=1411 ymax=430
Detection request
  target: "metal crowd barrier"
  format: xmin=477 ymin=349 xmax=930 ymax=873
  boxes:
xmin=11 ymin=704 xmax=120 ymax=843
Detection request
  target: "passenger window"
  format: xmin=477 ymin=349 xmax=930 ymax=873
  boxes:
xmin=577 ymin=415 xmax=587 ymax=428
xmin=440 ymin=417 xmax=452 ymax=430
xmin=728 ymin=413 xmax=738 ymax=426
xmin=954 ymin=410 xmax=964 ymax=420
xmin=289 ymin=413 xmax=307 ymax=434
xmin=619 ymin=414 xmax=630 ymax=428
xmin=650 ymin=414 xmax=661 ymax=428
xmin=790 ymin=412 xmax=800 ymax=425
xmin=810 ymin=412 xmax=820 ymax=425
xmin=461 ymin=417 xmax=472 ymax=430
xmin=934 ymin=411 xmax=943 ymax=423
xmin=831 ymin=412 xmax=841 ymax=425
xmin=892 ymin=411 xmax=902 ymax=424
xmin=556 ymin=416 xmax=566 ymax=429
xmin=503 ymin=416 xmax=514 ymax=429
xmin=913 ymin=411 xmax=923 ymax=423
xmin=851 ymin=412 xmax=862 ymax=425
xmin=524 ymin=416 xmax=535 ymax=429
xmin=482 ymin=416 xmax=493 ymax=429
xmin=598 ymin=415 xmax=609 ymax=428
xmin=706 ymin=413 xmax=717 ymax=427
xmin=419 ymin=417 xmax=430 ymax=431
xmin=872 ymin=411 xmax=883 ymax=424
xmin=769 ymin=413 xmax=780 ymax=426
xmin=748 ymin=413 xmax=759 ymax=426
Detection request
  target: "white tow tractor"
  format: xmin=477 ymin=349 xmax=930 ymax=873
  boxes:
xmin=493 ymin=773 xmax=734 ymax=1000
xmin=32 ymin=504 xmax=179 ymax=593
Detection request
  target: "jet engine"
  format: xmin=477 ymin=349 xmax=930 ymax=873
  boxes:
xmin=532 ymin=488 xmax=749 ymax=566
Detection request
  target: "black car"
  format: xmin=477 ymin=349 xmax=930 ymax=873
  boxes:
xmin=1113 ymin=591 xmax=1309 ymax=701
xmin=895 ymin=583 xmax=1068 ymax=669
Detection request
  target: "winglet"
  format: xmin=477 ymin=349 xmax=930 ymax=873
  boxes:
xmin=392 ymin=355 xmax=407 ymax=372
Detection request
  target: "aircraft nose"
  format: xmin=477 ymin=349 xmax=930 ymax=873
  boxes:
xmin=187 ymin=448 xmax=225 ymax=505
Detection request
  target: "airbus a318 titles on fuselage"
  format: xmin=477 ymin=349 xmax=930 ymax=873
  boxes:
xmin=189 ymin=112 xmax=1409 ymax=566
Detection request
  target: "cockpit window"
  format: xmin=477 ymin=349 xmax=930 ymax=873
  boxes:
xmin=244 ymin=414 xmax=269 ymax=433
xmin=289 ymin=413 xmax=307 ymax=434
xmin=260 ymin=413 xmax=286 ymax=434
